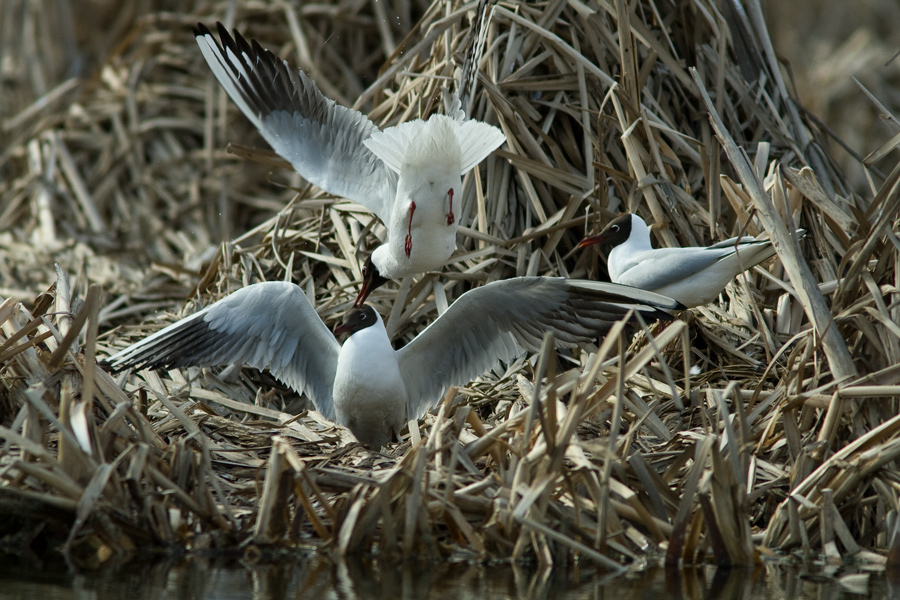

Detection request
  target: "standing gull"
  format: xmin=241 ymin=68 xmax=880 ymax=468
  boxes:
xmin=578 ymin=213 xmax=799 ymax=308
xmin=105 ymin=278 xmax=683 ymax=447
xmin=194 ymin=13 xmax=506 ymax=306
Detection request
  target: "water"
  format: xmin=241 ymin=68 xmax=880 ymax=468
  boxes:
xmin=0 ymin=553 xmax=888 ymax=599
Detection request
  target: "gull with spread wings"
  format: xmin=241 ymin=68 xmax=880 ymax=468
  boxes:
xmin=106 ymin=278 xmax=683 ymax=447
xmin=195 ymin=5 xmax=505 ymax=306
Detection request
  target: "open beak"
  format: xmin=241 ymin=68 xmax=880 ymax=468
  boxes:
xmin=354 ymin=278 xmax=372 ymax=308
xmin=577 ymin=233 xmax=609 ymax=249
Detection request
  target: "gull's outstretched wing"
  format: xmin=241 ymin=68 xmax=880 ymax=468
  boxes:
xmin=106 ymin=281 xmax=341 ymax=420
xmin=195 ymin=23 xmax=396 ymax=223
xmin=396 ymin=277 xmax=682 ymax=418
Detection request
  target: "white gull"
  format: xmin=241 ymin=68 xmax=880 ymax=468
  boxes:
xmin=106 ymin=277 xmax=682 ymax=447
xmin=194 ymin=18 xmax=506 ymax=306
xmin=578 ymin=213 xmax=802 ymax=308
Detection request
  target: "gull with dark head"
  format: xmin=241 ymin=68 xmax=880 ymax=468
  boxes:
xmin=578 ymin=213 xmax=802 ymax=308
xmin=105 ymin=278 xmax=683 ymax=447
xmin=194 ymin=14 xmax=506 ymax=307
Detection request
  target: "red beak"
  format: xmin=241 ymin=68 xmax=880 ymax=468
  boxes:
xmin=577 ymin=233 xmax=609 ymax=249
xmin=354 ymin=278 xmax=372 ymax=308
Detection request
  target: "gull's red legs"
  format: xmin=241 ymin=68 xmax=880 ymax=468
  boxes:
xmin=446 ymin=188 xmax=455 ymax=225
xmin=405 ymin=201 xmax=416 ymax=257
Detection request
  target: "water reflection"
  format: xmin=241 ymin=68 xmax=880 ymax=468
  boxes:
xmin=0 ymin=552 xmax=888 ymax=599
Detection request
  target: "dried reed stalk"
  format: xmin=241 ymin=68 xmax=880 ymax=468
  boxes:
xmin=0 ymin=0 xmax=898 ymax=568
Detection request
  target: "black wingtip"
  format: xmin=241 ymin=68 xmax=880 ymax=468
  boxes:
xmin=100 ymin=353 xmax=161 ymax=375
xmin=193 ymin=22 xmax=212 ymax=38
xmin=250 ymin=37 xmax=267 ymax=58
xmin=653 ymin=308 xmax=680 ymax=322
xmin=99 ymin=355 xmax=140 ymax=374
xmin=99 ymin=354 xmax=132 ymax=374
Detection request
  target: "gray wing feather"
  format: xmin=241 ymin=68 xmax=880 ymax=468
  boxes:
xmin=195 ymin=24 xmax=396 ymax=223
xmin=618 ymin=241 xmax=775 ymax=291
xmin=106 ymin=281 xmax=341 ymax=420
xmin=397 ymin=277 xmax=680 ymax=419
xmin=708 ymin=235 xmax=757 ymax=249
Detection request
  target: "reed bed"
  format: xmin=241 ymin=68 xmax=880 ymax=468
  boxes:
xmin=1 ymin=0 xmax=899 ymax=570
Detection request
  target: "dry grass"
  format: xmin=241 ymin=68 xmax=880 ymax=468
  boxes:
xmin=1 ymin=0 xmax=899 ymax=569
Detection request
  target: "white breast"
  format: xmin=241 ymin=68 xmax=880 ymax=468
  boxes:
xmin=332 ymin=318 xmax=409 ymax=447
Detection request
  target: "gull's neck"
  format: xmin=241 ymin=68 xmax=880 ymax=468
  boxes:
xmin=622 ymin=214 xmax=653 ymax=251
xmin=608 ymin=214 xmax=654 ymax=281
xmin=333 ymin=310 xmax=408 ymax=446
xmin=339 ymin=312 xmax=395 ymax=364
xmin=335 ymin=311 xmax=403 ymax=399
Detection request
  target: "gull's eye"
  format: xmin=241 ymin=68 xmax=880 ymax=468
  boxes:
xmin=359 ymin=312 xmax=368 ymax=321
xmin=611 ymin=225 xmax=619 ymax=232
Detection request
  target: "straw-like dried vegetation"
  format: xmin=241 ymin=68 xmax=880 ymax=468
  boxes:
xmin=2 ymin=0 xmax=899 ymax=570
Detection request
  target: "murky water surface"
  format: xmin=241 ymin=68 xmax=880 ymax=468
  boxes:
xmin=0 ymin=554 xmax=888 ymax=599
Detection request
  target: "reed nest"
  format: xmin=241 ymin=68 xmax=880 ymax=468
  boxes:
xmin=2 ymin=0 xmax=899 ymax=570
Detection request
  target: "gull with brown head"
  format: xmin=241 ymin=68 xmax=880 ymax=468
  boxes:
xmin=194 ymin=12 xmax=506 ymax=307
xmin=106 ymin=278 xmax=683 ymax=447
xmin=578 ymin=213 xmax=803 ymax=308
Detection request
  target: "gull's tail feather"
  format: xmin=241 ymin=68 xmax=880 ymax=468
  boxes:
xmin=364 ymin=115 xmax=504 ymax=176
xmin=456 ymin=119 xmax=506 ymax=174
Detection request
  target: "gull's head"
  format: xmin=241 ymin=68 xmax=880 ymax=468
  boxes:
xmin=577 ymin=213 xmax=639 ymax=250
xmin=334 ymin=305 xmax=380 ymax=341
xmin=354 ymin=255 xmax=389 ymax=308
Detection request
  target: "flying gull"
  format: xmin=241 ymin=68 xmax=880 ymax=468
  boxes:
xmin=195 ymin=12 xmax=506 ymax=306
